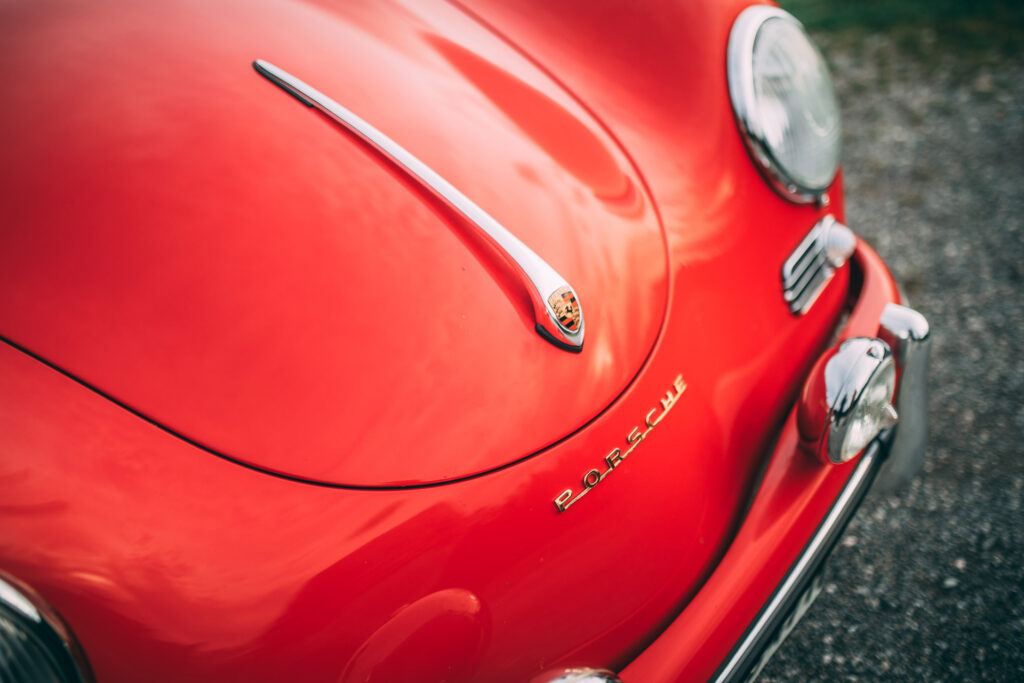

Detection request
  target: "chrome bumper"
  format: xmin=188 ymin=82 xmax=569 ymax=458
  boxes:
xmin=713 ymin=443 xmax=884 ymax=682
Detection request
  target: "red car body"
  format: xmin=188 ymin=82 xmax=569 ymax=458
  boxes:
xmin=0 ymin=1 xmax=928 ymax=681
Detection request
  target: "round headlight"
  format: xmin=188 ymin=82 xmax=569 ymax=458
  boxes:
xmin=727 ymin=7 xmax=841 ymax=203
xmin=798 ymin=338 xmax=900 ymax=465
xmin=831 ymin=352 xmax=897 ymax=462
xmin=0 ymin=574 xmax=91 ymax=683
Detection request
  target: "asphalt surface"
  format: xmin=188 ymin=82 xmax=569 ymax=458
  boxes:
xmin=761 ymin=29 xmax=1024 ymax=682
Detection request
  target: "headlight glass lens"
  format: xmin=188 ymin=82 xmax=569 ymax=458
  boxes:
xmin=0 ymin=608 xmax=65 ymax=683
xmin=729 ymin=8 xmax=842 ymax=201
xmin=0 ymin=575 xmax=90 ymax=683
xmin=839 ymin=359 xmax=896 ymax=461
xmin=753 ymin=18 xmax=840 ymax=191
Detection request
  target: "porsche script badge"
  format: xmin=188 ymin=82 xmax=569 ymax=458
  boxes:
xmin=554 ymin=374 xmax=687 ymax=513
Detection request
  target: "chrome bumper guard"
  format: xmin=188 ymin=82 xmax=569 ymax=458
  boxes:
xmin=876 ymin=303 xmax=931 ymax=491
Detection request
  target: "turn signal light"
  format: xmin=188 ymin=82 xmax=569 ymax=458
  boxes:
xmin=798 ymin=338 xmax=899 ymax=464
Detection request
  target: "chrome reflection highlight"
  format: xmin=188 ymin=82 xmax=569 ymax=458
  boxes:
xmin=782 ymin=215 xmax=855 ymax=314
xmin=253 ymin=60 xmax=584 ymax=352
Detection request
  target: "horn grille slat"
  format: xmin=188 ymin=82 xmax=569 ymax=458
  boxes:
xmin=781 ymin=219 xmax=842 ymax=315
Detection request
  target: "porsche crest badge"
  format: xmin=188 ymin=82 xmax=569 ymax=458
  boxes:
xmin=548 ymin=286 xmax=581 ymax=333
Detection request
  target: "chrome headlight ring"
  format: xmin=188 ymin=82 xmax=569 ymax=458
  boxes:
xmin=727 ymin=6 xmax=842 ymax=204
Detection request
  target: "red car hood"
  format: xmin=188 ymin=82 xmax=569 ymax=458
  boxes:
xmin=0 ymin=0 xmax=668 ymax=486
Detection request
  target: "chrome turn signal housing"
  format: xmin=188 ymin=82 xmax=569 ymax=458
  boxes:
xmin=799 ymin=338 xmax=899 ymax=464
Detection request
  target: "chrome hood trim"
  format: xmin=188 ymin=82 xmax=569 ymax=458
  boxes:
xmin=253 ymin=59 xmax=584 ymax=351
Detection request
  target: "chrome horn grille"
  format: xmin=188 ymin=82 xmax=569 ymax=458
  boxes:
xmin=782 ymin=215 xmax=856 ymax=314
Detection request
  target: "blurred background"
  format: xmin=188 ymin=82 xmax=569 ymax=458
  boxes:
xmin=764 ymin=0 xmax=1023 ymax=679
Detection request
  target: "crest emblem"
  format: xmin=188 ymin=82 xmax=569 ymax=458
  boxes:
xmin=548 ymin=286 xmax=581 ymax=333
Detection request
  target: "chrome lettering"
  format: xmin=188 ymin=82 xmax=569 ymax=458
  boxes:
xmin=604 ymin=448 xmax=625 ymax=469
xmin=553 ymin=373 xmax=687 ymax=513
xmin=582 ymin=469 xmax=602 ymax=488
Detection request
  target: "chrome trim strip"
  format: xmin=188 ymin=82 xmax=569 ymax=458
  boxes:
xmin=253 ymin=60 xmax=584 ymax=351
xmin=712 ymin=443 xmax=882 ymax=682
xmin=542 ymin=668 xmax=623 ymax=683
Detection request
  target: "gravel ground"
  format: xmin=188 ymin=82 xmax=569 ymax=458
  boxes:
xmin=761 ymin=29 xmax=1024 ymax=682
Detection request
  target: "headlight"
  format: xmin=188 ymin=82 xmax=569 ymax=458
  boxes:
xmin=798 ymin=338 xmax=899 ymax=465
xmin=727 ymin=6 xmax=841 ymax=203
xmin=828 ymin=343 xmax=897 ymax=462
xmin=0 ymin=573 xmax=91 ymax=683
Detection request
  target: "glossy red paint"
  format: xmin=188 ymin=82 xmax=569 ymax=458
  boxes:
xmin=0 ymin=238 xmax=897 ymax=682
xmin=0 ymin=0 xmax=904 ymax=681
xmin=0 ymin=0 xmax=668 ymax=488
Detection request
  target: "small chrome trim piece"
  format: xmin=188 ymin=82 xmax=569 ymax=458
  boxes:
xmin=782 ymin=215 xmax=855 ymax=315
xmin=713 ymin=442 xmax=883 ymax=683
xmin=253 ymin=60 xmax=584 ymax=351
xmin=0 ymin=573 xmax=92 ymax=683
xmin=727 ymin=6 xmax=838 ymax=204
xmin=876 ymin=304 xmax=931 ymax=490
xmin=540 ymin=668 xmax=623 ymax=683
